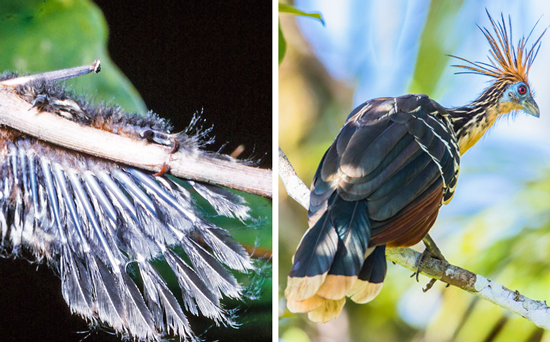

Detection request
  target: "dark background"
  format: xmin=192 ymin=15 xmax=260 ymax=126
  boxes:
xmin=0 ymin=1 xmax=272 ymax=341
xmin=98 ymin=1 xmax=272 ymax=169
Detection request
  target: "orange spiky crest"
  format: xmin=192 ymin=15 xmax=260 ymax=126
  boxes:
xmin=451 ymin=11 xmax=546 ymax=86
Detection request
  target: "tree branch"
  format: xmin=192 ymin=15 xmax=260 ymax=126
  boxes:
xmin=278 ymin=147 xmax=310 ymax=208
xmin=278 ymin=147 xmax=550 ymax=330
xmin=0 ymin=88 xmax=272 ymax=197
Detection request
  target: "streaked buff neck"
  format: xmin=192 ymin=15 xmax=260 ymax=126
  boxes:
xmin=449 ymin=106 xmax=498 ymax=154
xmin=448 ymin=81 xmax=517 ymax=155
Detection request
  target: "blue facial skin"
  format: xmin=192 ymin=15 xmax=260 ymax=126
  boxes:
xmin=501 ymin=82 xmax=540 ymax=117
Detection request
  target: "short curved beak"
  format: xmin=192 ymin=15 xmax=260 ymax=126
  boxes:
xmin=522 ymin=96 xmax=540 ymax=118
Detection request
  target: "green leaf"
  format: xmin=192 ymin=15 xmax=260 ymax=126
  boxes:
xmin=279 ymin=19 xmax=287 ymax=65
xmin=408 ymin=0 xmax=465 ymax=96
xmin=0 ymin=0 xmax=146 ymax=113
xmin=278 ymin=4 xmax=324 ymax=65
xmin=279 ymin=3 xmax=325 ymax=25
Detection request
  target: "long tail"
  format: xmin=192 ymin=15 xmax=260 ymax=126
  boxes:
xmin=0 ymin=133 xmax=253 ymax=341
xmin=285 ymin=194 xmax=387 ymax=322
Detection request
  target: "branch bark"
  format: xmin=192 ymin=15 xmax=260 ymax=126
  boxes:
xmin=0 ymin=88 xmax=272 ymax=197
xmin=278 ymin=147 xmax=550 ymax=330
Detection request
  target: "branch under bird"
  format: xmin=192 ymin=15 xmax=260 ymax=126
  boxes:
xmin=285 ymin=12 xmax=545 ymax=322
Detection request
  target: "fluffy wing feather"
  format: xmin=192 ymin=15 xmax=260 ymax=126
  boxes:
xmin=0 ymin=133 xmax=253 ymax=341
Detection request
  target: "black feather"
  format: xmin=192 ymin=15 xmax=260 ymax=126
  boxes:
xmin=290 ymin=193 xmax=339 ymax=279
xmin=356 ymin=245 xmax=386 ymax=284
xmin=327 ymin=198 xmax=370 ymax=277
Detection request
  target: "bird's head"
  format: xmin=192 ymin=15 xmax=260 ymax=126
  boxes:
xmin=451 ymin=11 xmax=545 ymax=118
xmin=499 ymin=81 xmax=539 ymax=117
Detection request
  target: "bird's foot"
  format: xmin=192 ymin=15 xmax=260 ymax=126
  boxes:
xmin=410 ymin=234 xmax=448 ymax=292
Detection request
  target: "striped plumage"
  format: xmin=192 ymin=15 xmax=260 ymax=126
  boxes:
xmin=0 ymin=71 xmax=253 ymax=340
xmin=286 ymin=13 xmax=543 ymax=322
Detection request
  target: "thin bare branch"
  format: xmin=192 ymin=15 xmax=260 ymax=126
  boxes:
xmin=0 ymin=60 xmax=101 ymax=87
xmin=0 ymin=89 xmax=272 ymax=197
xmin=278 ymin=147 xmax=310 ymax=208
xmin=278 ymin=147 xmax=550 ymax=330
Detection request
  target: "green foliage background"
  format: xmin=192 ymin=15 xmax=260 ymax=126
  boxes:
xmin=0 ymin=0 xmax=146 ymax=112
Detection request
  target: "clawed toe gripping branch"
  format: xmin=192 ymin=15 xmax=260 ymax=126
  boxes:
xmin=279 ymin=147 xmax=550 ymax=330
xmin=412 ymin=235 xmax=450 ymax=292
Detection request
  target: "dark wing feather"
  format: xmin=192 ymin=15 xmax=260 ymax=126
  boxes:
xmin=327 ymin=197 xmax=370 ymax=278
xmin=331 ymin=95 xmax=459 ymax=246
xmin=290 ymin=193 xmax=339 ymax=279
xmin=347 ymin=245 xmax=387 ymax=303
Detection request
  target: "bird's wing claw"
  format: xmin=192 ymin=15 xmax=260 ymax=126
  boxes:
xmin=138 ymin=129 xmax=181 ymax=153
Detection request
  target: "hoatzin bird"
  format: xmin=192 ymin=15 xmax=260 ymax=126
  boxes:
xmin=0 ymin=62 xmax=253 ymax=340
xmin=285 ymin=13 xmax=544 ymax=322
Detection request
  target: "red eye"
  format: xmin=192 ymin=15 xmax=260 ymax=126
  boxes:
xmin=518 ymin=85 xmax=527 ymax=95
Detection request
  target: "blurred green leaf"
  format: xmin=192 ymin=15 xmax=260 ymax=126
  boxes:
xmin=0 ymin=0 xmax=146 ymax=113
xmin=278 ymin=3 xmax=324 ymax=65
xmin=279 ymin=3 xmax=325 ymax=25
xmin=409 ymin=0 xmax=465 ymax=96
xmin=279 ymin=20 xmax=287 ymax=65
